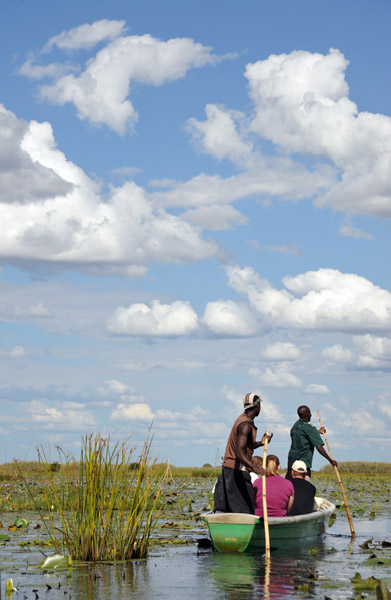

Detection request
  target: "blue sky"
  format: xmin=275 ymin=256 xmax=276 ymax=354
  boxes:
xmin=0 ymin=0 xmax=390 ymax=468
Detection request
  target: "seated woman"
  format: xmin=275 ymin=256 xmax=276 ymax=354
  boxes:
xmin=253 ymin=455 xmax=294 ymax=517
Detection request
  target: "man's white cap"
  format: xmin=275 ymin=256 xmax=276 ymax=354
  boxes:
xmin=291 ymin=460 xmax=307 ymax=474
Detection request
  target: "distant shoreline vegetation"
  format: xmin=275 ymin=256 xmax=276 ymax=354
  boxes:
xmin=1 ymin=460 xmax=391 ymax=480
xmin=319 ymin=461 xmax=391 ymax=475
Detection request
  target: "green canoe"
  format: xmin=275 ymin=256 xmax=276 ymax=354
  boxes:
xmin=202 ymin=497 xmax=335 ymax=553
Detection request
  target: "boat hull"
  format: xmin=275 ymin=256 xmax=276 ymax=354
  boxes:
xmin=202 ymin=497 xmax=335 ymax=553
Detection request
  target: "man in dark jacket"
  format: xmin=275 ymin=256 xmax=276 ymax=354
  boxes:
xmin=288 ymin=459 xmax=316 ymax=516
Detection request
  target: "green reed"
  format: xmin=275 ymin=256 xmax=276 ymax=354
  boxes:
xmin=35 ymin=433 xmax=169 ymax=561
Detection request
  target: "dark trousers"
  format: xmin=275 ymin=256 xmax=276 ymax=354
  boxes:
xmin=221 ymin=466 xmax=255 ymax=514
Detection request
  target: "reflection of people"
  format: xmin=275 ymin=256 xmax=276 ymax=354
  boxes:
xmin=288 ymin=460 xmax=316 ymax=516
xmin=287 ymin=406 xmax=337 ymax=479
xmin=253 ymin=455 xmax=294 ymax=517
xmin=222 ymin=393 xmax=272 ymax=513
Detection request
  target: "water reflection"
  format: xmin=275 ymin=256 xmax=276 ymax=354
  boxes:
xmin=207 ymin=546 xmax=323 ymax=599
xmin=208 ymin=552 xmax=260 ymax=598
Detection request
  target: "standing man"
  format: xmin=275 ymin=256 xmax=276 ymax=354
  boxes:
xmin=287 ymin=405 xmax=337 ymax=479
xmin=222 ymin=393 xmax=272 ymax=513
xmin=288 ymin=459 xmax=316 ymax=516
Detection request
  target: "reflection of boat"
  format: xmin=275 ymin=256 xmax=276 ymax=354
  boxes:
xmin=202 ymin=497 xmax=335 ymax=553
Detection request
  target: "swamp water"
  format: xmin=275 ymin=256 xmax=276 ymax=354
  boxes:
xmin=1 ymin=478 xmax=391 ymax=599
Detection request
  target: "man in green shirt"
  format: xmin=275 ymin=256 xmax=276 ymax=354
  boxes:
xmin=287 ymin=405 xmax=337 ymax=479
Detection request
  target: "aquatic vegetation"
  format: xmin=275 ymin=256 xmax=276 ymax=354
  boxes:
xmin=22 ymin=433 xmax=171 ymax=561
xmin=351 ymin=571 xmax=381 ymax=590
xmin=363 ymin=553 xmax=391 ymax=566
xmin=14 ymin=517 xmax=29 ymax=528
xmin=312 ymin=471 xmax=391 ymax=519
xmin=1 ymin=468 xmax=391 ymax=599
xmin=5 ymin=578 xmax=18 ymax=594
xmin=40 ymin=552 xmax=72 ymax=570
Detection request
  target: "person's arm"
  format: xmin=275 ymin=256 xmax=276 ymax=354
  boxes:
xmin=254 ymin=432 xmax=273 ymax=449
xmin=236 ymin=422 xmax=266 ymax=475
xmin=287 ymin=494 xmax=294 ymax=514
xmin=316 ymin=445 xmax=337 ymax=467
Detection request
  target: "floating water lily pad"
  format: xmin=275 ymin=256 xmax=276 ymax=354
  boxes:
xmin=0 ymin=534 xmax=11 ymax=541
xmin=40 ymin=553 xmax=73 ymax=570
xmin=351 ymin=572 xmax=380 ymax=591
xmin=14 ymin=517 xmax=29 ymax=528
xmin=363 ymin=554 xmax=391 ymax=566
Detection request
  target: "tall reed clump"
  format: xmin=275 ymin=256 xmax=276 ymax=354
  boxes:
xmin=36 ymin=433 xmax=169 ymax=561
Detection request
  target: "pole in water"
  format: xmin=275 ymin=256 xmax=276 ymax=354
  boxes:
xmin=317 ymin=410 xmax=355 ymax=538
xmin=262 ymin=429 xmax=271 ymax=560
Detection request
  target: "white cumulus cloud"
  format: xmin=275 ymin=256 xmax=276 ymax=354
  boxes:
xmin=110 ymin=402 xmax=154 ymax=421
xmin=226 ymin=265 xmax=391 ymax=333
xmin=245 ymin=48 xmax=391 ymax=218
xmin=0 ymin=108 xmax=218 ymax=274
xmin=24 ymin=23 xmax=227 ymax=133
xmin=107 ymin=300 xmax=199 ymax=336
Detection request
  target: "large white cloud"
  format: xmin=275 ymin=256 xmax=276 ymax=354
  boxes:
xmin=245 ymin=49 xmax=391 ymax=218
xmin=226 ymin=265 xmax=391 ymax=333
xmin=22 ymin=22 xmax=227 ymax=133
xmin=107 ymin=299 xmax=199 ymax=336
xmin=0 ymin=108 xmax=218 ymax=274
